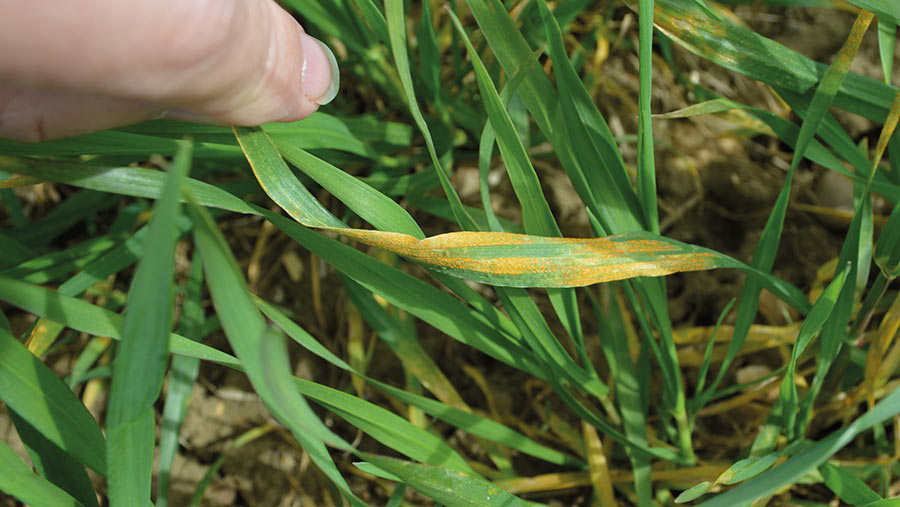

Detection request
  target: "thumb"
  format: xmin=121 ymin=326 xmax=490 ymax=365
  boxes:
xmin=156 ymin=0 xmax=340 ymax=124
xmin=0 ymin=0 xmax=340 ymax=126
xmin=181 ymin=1 xmax=340 ymax=124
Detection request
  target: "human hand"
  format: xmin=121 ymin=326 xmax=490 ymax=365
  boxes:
xmin=0 ymin=0 xmax=339 ymax=142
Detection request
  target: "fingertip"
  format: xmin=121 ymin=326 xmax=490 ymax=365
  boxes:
xmin=299 ymin=33 xmax=339 ymax=106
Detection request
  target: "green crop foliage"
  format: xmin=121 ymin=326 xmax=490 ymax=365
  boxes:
xmin=1 ymin=0 xmax=899 ymax=505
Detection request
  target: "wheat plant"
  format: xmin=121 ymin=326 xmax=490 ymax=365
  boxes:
xmin=1 ymin=0 xmax=899 ymax=505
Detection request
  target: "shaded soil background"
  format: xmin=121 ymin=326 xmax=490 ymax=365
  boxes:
xmin=2 ymin=2 xmax=897 ymax=505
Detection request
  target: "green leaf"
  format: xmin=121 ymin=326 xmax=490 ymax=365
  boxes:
xmin=699 ymin=383 xmax=900 ymax=506
xmin=448 ymin=6 xmax=586 ymax=364
xmin=860 ymin=500 xmax=900 ymax=507
xmin=0 ymin=130 xmax=211 ymax=157
xmin=0 ymin=233 xmax=123 ymax=284
xmin=846 ymin=0 xmax=900 ymax=25
xmin=360 ymin=454 xmax=528 ymax=506
xmin=701 ymin=9 xmax=874 ymax=413
xmin=467 ymin=0 xmax=644 ymax=234
xmin=653 ymin=97 xmax=747 ymax=119
xmin=0 ymin=327 xmax=106 ymax=475
xmin=9 ymin=189 xmax=116 ymax=248
xmin=257 ymin=297 xmax=583 ymax=468
xmin=157 ymin=253 xmax=205 ymax=507
xmin=875 ymin=204 xmax=900 ymax=278
xmin=232 ymin=126 xmax=345 ymax=228
xmin=876 ymin=18 xmax=896 ymax=84
xmin=186 ymin=197 xmax=366 ymax=506
xmin=654 ymin=0 xmax=895 ymax=123
xmin=417 ymin=0 xmax=441 ymax=103
xmin=675 ymin=481 xmax=711 ymax=503
xmin=258 ymin=326 xmax=355 ymax=451
xmin=448 ymin=9 xmax=559 ymax=239
xmin=0 ymin=276 xmax=239 ymax=367
xmin=819 ymin=461 xmax=883 ymax=505
xmin=273 ymin=140 xmax=424 ymax=237
xmin=592 ymin=284 xmax=653 ymax=499
xmin=0 ymin=230 xmax=36 ymax=269
xmin=718 ymin=453 xmax=781 ymax=485
xmin=636 ymin=0 xmax=660 ymax=233
xmin=0 ymin=439 xmax=82 ymax=507
xmin=8 ymin=410 xmax=99 ymax=507
xmin=385 ymin=0 xmax=477 ymax=229
xmin=347 ymin=0 xmax=390 ymax=45
xmin=778 ymin=266 xmax=850 ymax=440
xmin=106 ymin=140 xmax=191 ymax=505
xmin=0 ymin=155 xmax=256 ymax=215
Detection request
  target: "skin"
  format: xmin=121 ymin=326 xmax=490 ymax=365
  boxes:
xmin=0 ymin=0 xmax=337 ymax=141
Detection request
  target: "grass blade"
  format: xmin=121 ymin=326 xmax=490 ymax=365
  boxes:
xmin=654 ymin=0 xmax=895 ymax=123
xmin=448 ymin=10 xmax=559 ymax=238
xmin=232 ymin=126 xmax=345 ymax=228
xmin=0 ymin=276 xmax=238 ymax=366
xmin=385 ymin=0 xmax=477 ymax=229
xmin=273 ymin=140 xmax=424 ymax=237
xmin=700 ymin=9 xmax=874 ymax=409
xmin=468 ymin=0 xmax=645 ymax=233
xmin=186 ymin=197 xmax=366 ymax=506
xmin=106 ymin=140 xmax=191 ymax=504
xmin=699 ymin=382 xmax=900 ymax=506
xmin=796 ymin=89 xmax=900 ymax=437
xmin=293 ymin=375 xmax=477 ymax=474
xmin=0 ymin=233 xmax=123 ymax=284
xmin=7 ymin=410 xmax=98 ymax=507
xmin=156 ymin=253 xmax=205 ymax=507
xmin=9 ymin=189 xmax=115 ymax=248
xmin=593 ymin=286 xmax=653 ymax=503
xmin=0 ymin=155 xmax=256 ymax=215
xmin=819 ymin=461 xmax=883 ymax=505
xmin=876 ymin=17 xmax=896 ymax=83
xmin=637 ymin=0 xmax=659 ymax=233
xmin=360 ymin=454 xmax=529 ymax=506
xmin=0 ymin=327 xmax=106 ymax=475
xmin=0 ymin=439 xmax=82 ymax=507
xmin=448 ymin=6 xmax=591 ymax=393
xmin=257 ymin=297 xmax=583 ymax=468
xmin=846 ymin=0 xmax=899 ymax=25
xmin=751 ymin=266 xmax=849 ymax=452
xmin=875 ymin=205 xmax=900 ymax=278
xmin=341 ymin=276 xmax=468 ymax=408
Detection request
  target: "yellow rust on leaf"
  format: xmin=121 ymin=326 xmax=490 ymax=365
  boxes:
xmin=236 ymin=125 xmax=726 ymax=288
xmin=323 ymin=227 xmax=720 ymax=287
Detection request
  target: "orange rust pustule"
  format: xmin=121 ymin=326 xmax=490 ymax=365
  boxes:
xmin=323 ymin=227 xmax=721 ymax=286
xmin=448 ymin=254 xmax=721 ymax=287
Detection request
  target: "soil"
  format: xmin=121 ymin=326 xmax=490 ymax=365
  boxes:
xmin=2 ymin=2 xmax=896 ymax=506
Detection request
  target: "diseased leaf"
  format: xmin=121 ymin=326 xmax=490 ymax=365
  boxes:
xmin=236 ymin=125 xmax=809 ymax=309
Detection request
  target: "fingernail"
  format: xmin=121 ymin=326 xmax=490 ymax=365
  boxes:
xmin=300 ymin=33 xmax=340 ymax=106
